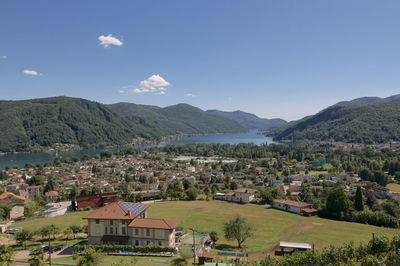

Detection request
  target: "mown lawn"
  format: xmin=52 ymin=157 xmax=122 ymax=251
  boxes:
xmin=15 ymin=210 xmax=90 ymax=232
xmin=147 ymin=200 xmax=399 ymax=252
xmin=14 ymin=201 xmax=400 ymax=254
xmin=387 ymin=183 xmax=400 ymax=192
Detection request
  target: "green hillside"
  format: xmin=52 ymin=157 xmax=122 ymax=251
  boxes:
xmin=271 ymin=102 xmax=400 ymax=144
xmin=207 ymin=109 xmax=287 ymax=130
xmin=0 ymin=97 xmax=167 ymax=152
xmin=108 ymin=102 xmax=247 ymax=134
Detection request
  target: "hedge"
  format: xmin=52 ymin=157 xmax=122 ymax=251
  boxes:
xmin=75 ymin=245 xmax=174 ymax=254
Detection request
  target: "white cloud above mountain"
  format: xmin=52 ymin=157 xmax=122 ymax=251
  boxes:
xmin=133 ymin=75 xmax=170 ymax=95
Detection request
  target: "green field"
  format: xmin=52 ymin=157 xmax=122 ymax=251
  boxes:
xmin=16 ymin=201 xmax=400 ymax=254
xmin=147 ymin=200 xmax=399 ymax=252
xmin=15 ymin=210 xmax=90 ymax=232
xmin=387 ymin=183 xmax=400 ymax=192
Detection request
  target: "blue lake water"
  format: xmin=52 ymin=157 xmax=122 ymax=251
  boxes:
xmin=0 ymin=131 xmax=277 ymax=169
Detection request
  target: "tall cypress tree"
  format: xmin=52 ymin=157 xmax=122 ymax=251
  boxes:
xmin=355 ymin=186 xmax=364 ymax=211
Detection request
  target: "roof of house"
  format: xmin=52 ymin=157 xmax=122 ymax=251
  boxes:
xmin=0 ymin=192 xmax=26 ymax=201
xmin=45 ymin=191 xmax=59 ymax=197
xmin=198 ymin=252 xmax=215 ymax=259
xmin=273 ymin=199 xmax=311 ymax=208
xmin=234 ymin=188 xmax=257 ymax=194
xmin=280 ymin=242 xmax=312 ymax=249
xmin=83 ymin=201 xmax=148 ymax=220
xmin=128 ymin=218 xmax=178 ymax=229
xmin=302 ymin=208 xmax=318 ymax=214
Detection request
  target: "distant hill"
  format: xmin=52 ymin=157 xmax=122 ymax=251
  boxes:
xmin=108 ymin=102 xmax=247 ymax=135
xmin=206 ymin=110 xmax=287 ymax=131
xmin=270 ymin=99 xmax=400 ymax=144
xmin=0 ymin=97 xmax=168 ymax=152
xmin=332 ymin=94 xmax=400 ymax=108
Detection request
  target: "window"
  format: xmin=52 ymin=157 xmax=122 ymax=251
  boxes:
xmin=121 ymin=220 xmax=125 ymax=225
xmin=146 ymin=229 xmax=150 ymax=236
xmin=158 ymin=241 xmax=162 ymax=246
xmin=147 ymin=240 xmax=150 ymax=246
xmin=122 ymin=227 xmax=126 ymax=235
xmin=110 ymin=220 xmax=113 ymax=225
xmin=110 ymin=227 xmax=113 ymax=234
xmin=105 ymin=227 xmax=108 ymax=234
xmin=96 ymin=219 xmax=100 ymax=224
xmin=115 ymin=227 xmax=118 ymax=235
xmin=135 ymin=240 xmax=139 ymax=246
xmin=135 ymin=229 xmax=139 ymax=235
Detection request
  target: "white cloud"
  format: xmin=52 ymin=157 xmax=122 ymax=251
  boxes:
xmin=133 ymin=74 xmax=170 ymax=95
xmin=1 ymin=56 xmax=6 ymax=59
xmin=118 ymin=90 xmax=125 ymax=94
xmin=140 ymin=74 xmax=170 ymax=89
xmin=23 ymin=69 xmax=42 ymax=76
xmin=186 ymin=93 xmax=196 ymax=98
xmin=98 ymin=34 xmax=123 ymax=48
xmin=134 ymin=88 xmax=150 ymax=93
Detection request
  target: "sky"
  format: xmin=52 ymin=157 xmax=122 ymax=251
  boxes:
xmin=1 ymin=1 xmax=400 ymax=121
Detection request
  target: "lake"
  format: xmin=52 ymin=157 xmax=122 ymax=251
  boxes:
xmin=0 ymin=131 xmax=278 ymax=169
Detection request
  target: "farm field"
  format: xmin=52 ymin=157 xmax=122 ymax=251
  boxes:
xmin=16 ymin=201 xmax=399 ymax=253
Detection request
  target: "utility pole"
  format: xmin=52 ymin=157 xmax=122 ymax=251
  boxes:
xmin=48 ymin=228 xmax=52 ymax=266
xmin=190 ymin=227 xmax=196 ymax=265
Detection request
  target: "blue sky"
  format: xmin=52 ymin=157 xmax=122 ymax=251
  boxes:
xmin=1 ymin=0 xmax=400 ymax=121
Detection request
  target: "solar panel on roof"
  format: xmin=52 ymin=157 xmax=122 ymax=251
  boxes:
xmin=118 ymin=202 xmax=148 ymax=216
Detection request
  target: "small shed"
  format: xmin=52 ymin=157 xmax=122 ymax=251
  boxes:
xmin=276 ymin=241 xmax=312 ymax=255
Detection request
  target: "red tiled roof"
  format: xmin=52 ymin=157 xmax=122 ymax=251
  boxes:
xmin=128 ymin=218 xmax=178 ymax=229
xmin=198 ymin=252 xmax=215 ymax=259
xmin=0 ymin=192 xmax=25 ymax=201
xmin=302 ymin=208 xmax=318 ymax=214
xmin=234 ymin=188 xmax=257 ymax=194
xmin=83 ymin=202 xmax=147 ymax=220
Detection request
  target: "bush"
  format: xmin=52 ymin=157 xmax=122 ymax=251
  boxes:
xmin=75 ymin=245 xmax=174 ymax=254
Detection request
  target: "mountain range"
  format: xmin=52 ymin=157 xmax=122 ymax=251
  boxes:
xmin=206 ymin=110 xmax=287 ymax=131
xmin=3 ymin=93 xmax=398 ymax=152
xmin=270 ymin=94 xmax=400 ymax=144
xmin=0 ymin=97 xmax=256 ymax=152
xmin=107 ymin=102 xmax=246 ymax=135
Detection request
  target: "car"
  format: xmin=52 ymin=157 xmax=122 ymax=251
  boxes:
xmin=175 ymin=231 xmax=185 ymax=236
xmin=40 ymin=245 xmax=63 ymax=253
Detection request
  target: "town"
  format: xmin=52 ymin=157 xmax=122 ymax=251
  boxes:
xmin=0 ymin=143 xmax=400 ymax=264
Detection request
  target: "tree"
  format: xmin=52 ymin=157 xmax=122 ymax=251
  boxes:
xmin=28 ymin=247 xmax=45 ymax=266
xmin=210 ymin=231 xmax=219 ymax=244
xmin=326 ymin=185 xmax=351 ymax=219
xmin=0 ymin=245 xmax=14 ymax=266
xmin=69 ymin=225 xmax=82 ymax=239
xmin=171 ymin=246 xmax=193 ymax=265
xmin=185 ymin=187 xmax=198 ymax=200
xmin=15 ymin=230 xmax=33 ymax=249
xmin=73 ymin=247 xmax=102 ymax=266
xmin=354 ymin=186 xmax=364 ymax=211
xmin=63 ymin=227 xmax=73 ymax=245
xmin=204 ymin=186 xmax=210 ymax=201
xmin=223 ymin=215 xmax=254 ymax=248
xmin=39 ymin=224 xmax=59 ymax=241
